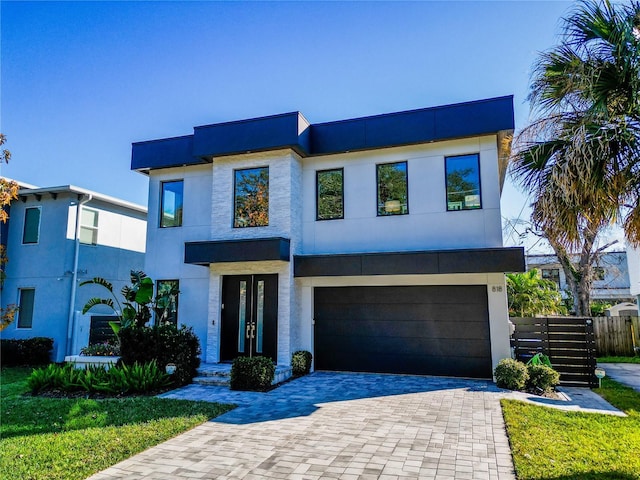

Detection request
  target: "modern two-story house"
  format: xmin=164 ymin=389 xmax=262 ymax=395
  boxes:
xmin=132 ymin=96 xmax=525 ymax=379
xmin=0 ymin=183 xmax=147 ymax=362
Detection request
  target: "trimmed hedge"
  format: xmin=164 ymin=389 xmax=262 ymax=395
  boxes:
xmin=1 ymin=337 xmax=53 ymax=366
xmin=118 ymin=324 xmax=200 ymax=386
xmin=230 ymin=356 xmax=275 ymax=391
xmin=291 ymin=350 xmax=312 ymax=376
xmin=527 ymin=364 xmax=560 ymax=392
xmin=494 ymin=358 xmax=529 ymax=390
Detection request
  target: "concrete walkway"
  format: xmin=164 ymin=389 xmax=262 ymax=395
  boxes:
xmin=89 ymin=373 xmax=516 ymax=480
xmin=599 ymin=362 xmax=640 ymax=392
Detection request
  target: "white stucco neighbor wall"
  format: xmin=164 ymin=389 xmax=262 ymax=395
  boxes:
xmin=627 ymin=245 xmax=640 ymax=314
xmin=2 ymin=191 xmax=146 ymax=362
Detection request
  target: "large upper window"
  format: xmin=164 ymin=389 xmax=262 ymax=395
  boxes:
xmin=445 ymin=154 xmax=481 ymax=211
xmin=234 ymin=167 xmax=269 ymax=228
xmin=316 ymin=168 xmax=344 ymax=220
xmin=156 ymin=280 xmax=179 ymax=325
xmin=160 ymin=180 xmax=183 ymax=228
xmin=17 ymin=288 xmax=35 ymax=328
xmin=80 ymin=208 xmax=99 ymax=245
xmin=23 ymin=207 xmax=41 ymax=244
xmin=377 ymin=162 xmax=408 ymax=216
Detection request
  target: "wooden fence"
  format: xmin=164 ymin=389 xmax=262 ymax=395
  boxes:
xmin=592 ymin=316 xmax=640 ymax=357
xmin=510 ymin=317 xmax=597 ymax=387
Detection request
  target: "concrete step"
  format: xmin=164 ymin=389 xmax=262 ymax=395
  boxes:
xmin=192 ymin=375 xmax=230 ymax=386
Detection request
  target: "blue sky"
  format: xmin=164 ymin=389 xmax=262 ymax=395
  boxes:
xmin=2 ymin=1 xmax=583 ymax=250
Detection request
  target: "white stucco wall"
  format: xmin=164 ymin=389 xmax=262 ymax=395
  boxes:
xmin=627 ymin=245 xmax=640 ymax=314
xmin=301 ymin=136 xmax=503 ymax=254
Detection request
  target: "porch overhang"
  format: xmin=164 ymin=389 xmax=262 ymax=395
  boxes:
xmin=185 ymin=237 xmax=290 ymax=265
xmin=293 ymin=247 xmax=525 ymax=277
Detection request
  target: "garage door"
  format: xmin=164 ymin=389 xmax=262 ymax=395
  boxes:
xmin=314 ymin=285 xmax=492 ymax=378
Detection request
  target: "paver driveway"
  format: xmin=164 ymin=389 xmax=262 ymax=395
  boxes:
xmin=88 ymin=373 xmax=515 ymax=480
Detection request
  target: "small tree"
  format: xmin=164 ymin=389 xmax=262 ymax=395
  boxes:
xmin=0 ymin=134 xmax=19 ymax=331
xmin=506 ymin=269 xmax=566 ymax=317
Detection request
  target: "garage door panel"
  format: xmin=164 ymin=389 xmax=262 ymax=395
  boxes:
xmin=313 ymin=303 xmax=488 ymax=323
xmin=315 ymin=318 xmax=490 ymax=340
xmin=318 ymin=335 xmax=490 ymax=357
xmin=315 ymin=285 xmax=487 ymax=305
xmin=318 ymin=350 xmax=491 ymax=378
xmin=314 ymin=285 xmax=492 ymax=378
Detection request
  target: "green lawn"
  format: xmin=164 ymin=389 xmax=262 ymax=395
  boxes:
xmin=0 ymin=367 xmax=235 ymax=480
xmin=597 ymin=356 xmax=640 ymax=364
xmin=502 ymin=377 xmax=640 ymax=480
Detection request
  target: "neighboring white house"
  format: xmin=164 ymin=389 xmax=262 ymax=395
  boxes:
xmin=132 ymin=96 xmax=524 ymax=379
xmin=627 ymin=245 xmax=640 ymax=315
xmin=527 ymin=251 xmax=635 ymax=305
xmin=0 ymin=183 xmax=147 ymax=362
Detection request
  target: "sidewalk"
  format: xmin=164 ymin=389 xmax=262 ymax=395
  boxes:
xmin=598 ymin=362 xmax=640 ymax=392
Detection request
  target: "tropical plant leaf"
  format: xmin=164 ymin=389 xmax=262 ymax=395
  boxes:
xmin=79 ymin=277 xmax=114 ymax=292
xmin=135 ymin=277 xmax=154 ymax=305
xmin=82 ymin=298 xmax=115 ymax=315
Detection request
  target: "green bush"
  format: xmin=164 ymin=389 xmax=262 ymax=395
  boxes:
xmin=1 ymin=337 xmax=53 ymax=366
xmin=527 ymin=364 xmax=560 ymax=392
xmin=291 ymin=350 xmax=312 ymax=376
xmin=230 ymin=356 xmax=275 ymax=391
xmin=118 ymin=323 xmax=201 ymax=386
xmin=494 ymin=358 xmax=529 ymax=390
xmin=27 ymin=361 xmax=171 ymax=395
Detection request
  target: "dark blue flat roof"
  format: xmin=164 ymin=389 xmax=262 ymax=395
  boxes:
xmin=132 ymin=95 xmax=514 ymax=173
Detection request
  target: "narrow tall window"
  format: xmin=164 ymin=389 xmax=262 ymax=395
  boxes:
xmin=23 ymin=207 xmax=41 ymax=244
xmin=80 ymin=208 xmax=99 ymax=245
xmin=445 ymin=154 xmax=482 ymax=211
xmin=17 ymin=288 xmax=35 ymax=328
xmin=377 ymin=162 xmax=408 ymax=216
xmin=316 ymin=168 xmax=344 ymax=220
xmin=160 ymin=180 xmax=183 ymax=228
xmin=156 ymin=280 xmax=179 ymax=325
xmin=234 ymin=167 xmax=269 ymax=227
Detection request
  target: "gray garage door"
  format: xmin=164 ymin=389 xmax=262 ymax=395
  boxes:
xmin=314 ymin=285 xmax=492 ymax=378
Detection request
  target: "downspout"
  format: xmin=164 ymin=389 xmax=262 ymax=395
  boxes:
xmin=65 ymin=194 xmax=92 ymax=356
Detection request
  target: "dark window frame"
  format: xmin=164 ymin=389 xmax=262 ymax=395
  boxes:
xmin=376 ymin=161 xmax=409 ymax=217
xmin=22 ymin=206 xmax=41 ymax=244
xmin=445 ymin=153 xmax=483 ymax=212
xmin=316 ymin=168 xmax=345 ymax=221
xmin=17 ymin=288 xmax=35 ymax=329
xmin=233 ymin=166 xmax=269 ymax=228
xmin=159 ymin=179 xmax=184 ymax=228
xmin=156 ymin=279 xmax=179 ymax=326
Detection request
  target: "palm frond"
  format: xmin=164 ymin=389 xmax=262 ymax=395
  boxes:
xmin=79 ymin=277 xmax=113 ymax=292
xmin=82 ymin=298 xmax=115 ymax=315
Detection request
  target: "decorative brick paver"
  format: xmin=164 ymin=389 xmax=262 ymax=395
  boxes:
xmin=89 ymin=373 xmax=517 ymax=479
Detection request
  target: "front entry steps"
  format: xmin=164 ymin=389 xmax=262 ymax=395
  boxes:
xmin=192 ymin=363 xmax=292 ymax=387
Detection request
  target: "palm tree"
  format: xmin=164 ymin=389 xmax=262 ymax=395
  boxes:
xmin=506 ymin=269 xmax=566 ymax=317
xmin=510 ymin=0 xmax=640 ymax=315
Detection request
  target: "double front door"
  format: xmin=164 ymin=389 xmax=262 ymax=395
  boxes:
xmin=220 ymin=274 xmax=278 ymax=362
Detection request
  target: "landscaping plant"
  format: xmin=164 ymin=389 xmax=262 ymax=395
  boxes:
xmin=230 ymin=356 xmax=275 ymax=391
xmin=526 ymin=364 xmax=560 ymax=392
xmin=80 ymin=341 xmax=120 ymax=357
xmin=494 ymin=358 xmax=529 ymax=390
xmin=291 ymin=350 xmax=313 ymax=376
xmin=0 ymin=337 xmax=53 ymax=366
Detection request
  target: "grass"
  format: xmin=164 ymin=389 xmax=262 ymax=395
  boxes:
xmin=597 ymin=356 xmax=640 ymax=364
xmin=0 ymin=366 xmax=235 ymax=480
xmin=502 ymin=377 xmax=640 ymax=480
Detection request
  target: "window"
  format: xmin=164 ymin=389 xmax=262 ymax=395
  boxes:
xmin=160 ymin=180 xmax=183 ymax=228
xmin=541 ymin=268 xmax=561 ymax=288
xmin=17 ymin=288 xmax=35 ymax=328
xmin=316 ymin=168 xmax=344 ymax=220
xmin=80 ymin=208 xmax=99 ymax=245
xmin=234 ymin=167 xmax=269 ymax=227
xmin=446 ymin=154 xmax=482 ymax=211
xmin=594 ymin=267 xmax=606 ymax=281
xmin=23 ymin=207 xmax=41 ymax=244
xmin=156 ymin=280 xmax=179 ymax=325
xmin=377 ymin=162 xmax=408 ymax=216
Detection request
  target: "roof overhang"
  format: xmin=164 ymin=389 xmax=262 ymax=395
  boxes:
xmin=185 ymin=237 xmax=291 ymax=265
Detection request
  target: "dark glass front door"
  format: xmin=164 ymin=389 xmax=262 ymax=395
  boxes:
xmin=220 ymin=274 xmax=278 ymax=362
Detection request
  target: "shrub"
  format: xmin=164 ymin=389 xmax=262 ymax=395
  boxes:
xmin=230 ymin=356 xmax=275 ymax=391
xmin=80 ymin=341 xmax=120 ymax=356
xmin=27 ymin=361 xmax=171 ymax=395
xmin=291 ymin=350 xmax=312 ymax=376
xmin=527 ymin=364 xmax=560 ymax=392
xmin=118 ymin=323 xmax=201 ymax=386
xmin=1 ymin=337 xmax=53 ymax=366
xmin=494 ymin=358 xmax=529 ymax=390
